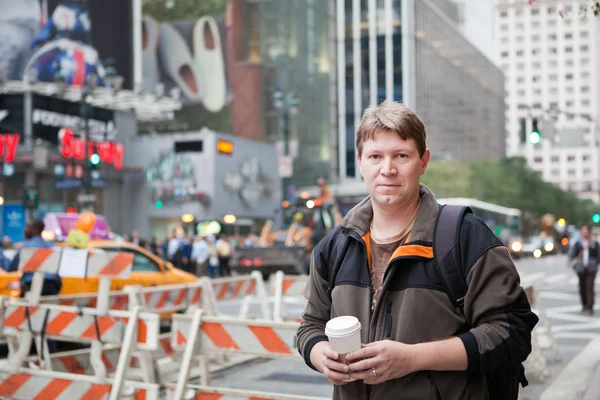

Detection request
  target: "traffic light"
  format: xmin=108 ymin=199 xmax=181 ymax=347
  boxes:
xmin=592 ymin=213 xmax=600 ymax=224
xmin=89 ymin=153 xmax=100 ymax=166
xmin=529 ymin=118 xmax=541 ymax=144
xmin=155 ymin=200 xmax=163 ymax=209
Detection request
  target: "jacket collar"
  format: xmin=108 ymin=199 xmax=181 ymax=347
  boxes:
xmin=341 ymin=184 xmax=440 ymax=245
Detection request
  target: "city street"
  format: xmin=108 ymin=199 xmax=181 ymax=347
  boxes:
xmin=213 ymin=254 xmax=600 ymax=399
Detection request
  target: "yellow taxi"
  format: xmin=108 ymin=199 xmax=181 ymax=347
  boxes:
xmin=0 ymin=240 xmax=198 ymax=298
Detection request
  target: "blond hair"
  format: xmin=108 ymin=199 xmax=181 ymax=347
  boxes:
xmin=355 ymin=101 xmax=427 ymax=158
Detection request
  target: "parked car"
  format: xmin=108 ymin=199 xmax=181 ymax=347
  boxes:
xmin=521 ymin=236 xmax=544 ymax=258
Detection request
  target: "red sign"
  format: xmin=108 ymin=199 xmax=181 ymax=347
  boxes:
xmin=59 ymin=128 xmax=124 ymax=169
xmin=0 ymin=134 xmax=20 ymax=163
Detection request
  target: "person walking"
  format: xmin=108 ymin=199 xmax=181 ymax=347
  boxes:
xmin=297 ymin=101 xmax=538 ymax=399
xmin=569 ymin=225 xmax=598 ymax=315
xmin=215 ymin=235 xmax=232 ymax=277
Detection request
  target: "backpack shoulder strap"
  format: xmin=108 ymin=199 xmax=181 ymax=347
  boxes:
xmin=327 ymin=230 xmax=350 ymax=299
xmin=433 ymin=204 xmax=472 ymax=309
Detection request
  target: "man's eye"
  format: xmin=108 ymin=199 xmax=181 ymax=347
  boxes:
xmin=396 ymin=154 xmax=407 ymax=159
xmin=369 ymin=155 xmax=380 ymax=160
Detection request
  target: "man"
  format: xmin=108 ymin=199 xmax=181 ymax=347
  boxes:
xmin=191 ymin=235 xmax=209 ymax=277
xmin=297 ymin=101 xmax=538 ymax=399
xmin=8 ymin=219 xmax=60 ymax=296
xmin=568 ymin=225 xmax=598 ymax=315
xmin=215 ymin=235 xmax=232 ymax=277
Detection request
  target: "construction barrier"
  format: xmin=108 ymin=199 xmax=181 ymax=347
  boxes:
xmin=269 ymin=272 xmax=308 ymax=322
xmin=0 ymin=368 xmax=159 ymax=400
xmin=164 ymin=385 xmax=330 ymax=400
xmin=212 ymin=271 xmax=271 ymax=320
xmin=167 ymin=309 xmax=328 ymax=400
xmin=0 ymin=247 xmax=161 ymax=399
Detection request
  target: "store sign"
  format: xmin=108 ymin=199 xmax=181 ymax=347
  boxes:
xmin=223 ymin=157 xmax=274 ymax=210
xmin=59 ymin=128 xmax=124 ymax=169
xmin=147 ymin=152 xmax=209 ymax=206
xmin=0 ymin=134 xmax=20 ymax=163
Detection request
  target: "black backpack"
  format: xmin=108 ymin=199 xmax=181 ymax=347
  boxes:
xmin=326 ymin=204 xmax=527 ymax=400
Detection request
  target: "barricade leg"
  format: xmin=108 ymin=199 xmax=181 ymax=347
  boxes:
xmin=109 ymin=306 xmax=141 ymax=400
xmin=172 ymin=308 xmax=204 ymax=400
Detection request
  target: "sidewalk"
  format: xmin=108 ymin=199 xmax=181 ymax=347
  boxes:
xmin=539 ymin=338 xmax=600 ymax=400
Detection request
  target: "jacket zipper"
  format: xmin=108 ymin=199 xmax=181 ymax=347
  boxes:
xmin=426 ymin=372 xmax=443 ymax=400
xmin=383 ymin=301 xmax=393 ymax=339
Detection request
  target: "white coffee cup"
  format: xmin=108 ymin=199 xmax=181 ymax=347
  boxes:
xmin=325 ymin=316 xmax=362 ymax=382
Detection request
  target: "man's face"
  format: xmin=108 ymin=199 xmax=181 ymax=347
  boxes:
xmin=357 ymin=130 xmax=430 ymax=209
xmin=582 ymin=226 xmax=591 ymax=240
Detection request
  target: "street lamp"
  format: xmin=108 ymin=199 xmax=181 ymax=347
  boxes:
xmin=272 ymin=88 xmax=299 ymax=202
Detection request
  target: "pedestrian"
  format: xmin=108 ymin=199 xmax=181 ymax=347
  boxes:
xmin=215 ymin=235 xmax=232 ymax=277
xmin=206 ymin=237 xmax=219 ymax=277
xmin=191 ymin=235 xmax=209 ymax=277
xmin=568 ymin=225 xmax=598 ymax=315
xmin=297 ymin=101 xmax=538 ymax=399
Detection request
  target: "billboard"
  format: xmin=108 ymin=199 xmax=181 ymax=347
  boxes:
xmin=0 ymin=0 xmax=133 ymax=89
xmin=140 ymin=0 xmax=235 ymax=132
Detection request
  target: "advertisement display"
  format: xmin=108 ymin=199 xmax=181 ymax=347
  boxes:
xmin=3 ymin=204 xmax=26 ymax=243
xmin=140 ymin=0 xmax=235 ymax=132
xmin=0 ymin=0 xmax=133 ymax=88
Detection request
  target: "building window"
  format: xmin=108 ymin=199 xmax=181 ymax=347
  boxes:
xmin=517 ymin=90 xmax=526 ymax=96
xmin=551 ymin=169 xmax=560 ymax=176
xmin=532 ymin=35 xmax=540 ymax=42
xmin=517 ymin=77 xmax=525 ymax=83
xmin=548 ymin=20 xmax=557 ymax=27
xmin=565 ymin=46 xmax=573 ymax=53
xmin=568 ymin=155 xmax=576 ymax=162
xmin=567 ymin=169 xmax=576 ymax=175
xmin=549 ymin=88 xmax=558 ymax=95
xmin=531 ymin=8 xmax=540 ymax=15
xmin=500 ymin=24 xmax=508 ymax=32
xmin=582 ymin=58 xmax=589 ymax=65
xmin=582 ymin=86 xmax=590 ymax=93
xmin=584 ymin=182 xmax=592 ymax=191
xmin=565 ymin=59 xmax=574 ymax=67
xmin=549 ymin=60 xmax=558 ymax=68
xmin=551 ymin=156 xmax=559 ymax=163
xmin=548 ymin=7 xmax=556 ymax=14
xmin=582 ymin=72 xmax=590 ymax=79
xmin=532 ymin=76 xmax=540 ymax=83
xmin=500 ymin=11 xmax=508 ymax=18
xmin=582 ymin=99 xmax=590 ymax=107
xmin=501 ymin=51 xmax=509 ymax=58
xmin=583 ymin=168 xmax=592 ymax=175
xmin=549 ymin=47 xmax=557 ymax=54
xmin=533 ymin=88 xmax=542 ymax=96
xmin=548 ymin=33 xmax=557 ymax=40
xmin=534 ymin=156 xmax=543 ymax=163
xmin=581 ymin=45 xmax=589 ymax=52
xmin=566 ymin=87 xmax=574 ymax=94
xmin=566 ymin=100 xmax=574 ymax=107
xmin=532 ymin=103 xmax=542 ymax=109
xmin=516 ymin=50 xmax=524 ymax=57
xmin=550 ymin=101 xmax=558 ymax=109
xmin=517 ymin=62 xmax=525 ymax=70
xmin=565 ymin=73 xmax=573 ymax=80
xmin=581 ymin=31 xmax=588 ymax=38
xmin=532 ymin=48 xmax=540 ymax=56
xmin=583 ymin=154 xmax=590 ymax=161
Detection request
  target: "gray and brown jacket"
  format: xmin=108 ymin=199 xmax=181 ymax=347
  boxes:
xmin=297 ymin=185 xmax=538 ymax=399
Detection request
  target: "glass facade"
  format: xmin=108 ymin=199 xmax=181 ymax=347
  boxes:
xmin=414 ymin=0 xmax=505 ymax=161
xmin=247 ymin=0 xmax=333 ymax=187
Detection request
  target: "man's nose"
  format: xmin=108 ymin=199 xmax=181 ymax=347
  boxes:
xmin=380 ymin=158 xmax=397 ymax=175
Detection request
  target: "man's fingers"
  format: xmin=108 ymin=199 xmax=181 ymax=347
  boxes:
xmin=322 ymin=347 xmax=339 ymax=360
xmin=323 ymin=357 xmax=349 ymax=373
xmin=347 ymin=357 xmax=375 ymax=372
xmin=345 ymin=345 xmax=378 ymax=362
xmin=323 ymin=367 xmax=352 ymax=383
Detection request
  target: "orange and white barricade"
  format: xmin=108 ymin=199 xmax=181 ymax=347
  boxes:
xmin=166 ymin=309 xmax=330 ymax=400
xmin=270 ymin=271 xmax=308 ymax=322
xmin=0 ymin=247 xmax=161 ymax=399
xmin=0 ymin=368 xmax=159 ymax=400
xmin=209 ymin=271 xmax=271 ymax=320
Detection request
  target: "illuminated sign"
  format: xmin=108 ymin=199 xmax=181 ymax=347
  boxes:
xmin=217 ymin=140 xmax=233 ymax=155
xmin=0 ymin=134 xmax=20 ymax=163
xmin=59 ymin=128 xmax=124 ymax=169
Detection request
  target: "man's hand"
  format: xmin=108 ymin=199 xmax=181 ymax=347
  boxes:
xmin=345 ymin=340 xmax=416 ymax=384
xmin=310 ymin=341 xmax=353 ymax=385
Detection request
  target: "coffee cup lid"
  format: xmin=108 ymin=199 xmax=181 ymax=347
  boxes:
xmin=325 ymin=316 xmax=361 ymax=337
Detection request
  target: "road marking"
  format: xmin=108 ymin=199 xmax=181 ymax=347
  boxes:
xmin=540 ymin=292 xmax=579 ymax=301
xmin=544 ymin=273 xmax=571 ymax=285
